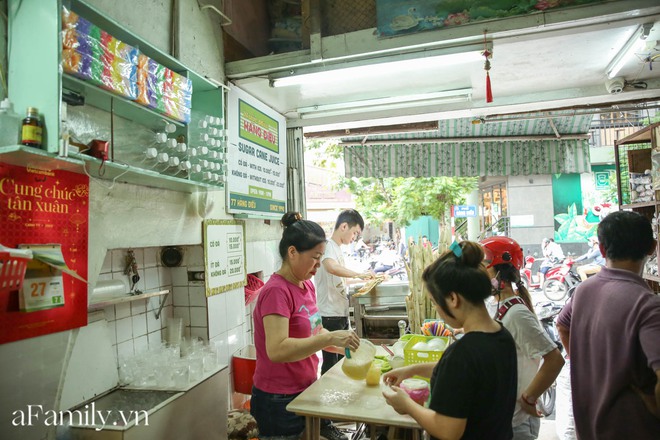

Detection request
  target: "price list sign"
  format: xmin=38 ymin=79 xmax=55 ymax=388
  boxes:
xmin=226 ymin=86 xmax=287 ymax=217
xmin=203 ymin=219 xmax=246 ymax=296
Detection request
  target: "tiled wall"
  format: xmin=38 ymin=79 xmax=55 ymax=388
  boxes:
xmin=94 ymin=240 xmax=282 ymax=410
xmin=96 ymin=247 xmax=174 ymax=362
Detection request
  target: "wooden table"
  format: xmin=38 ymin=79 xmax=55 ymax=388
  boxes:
xmin=287 ymin=360 xmax=422 ymax=440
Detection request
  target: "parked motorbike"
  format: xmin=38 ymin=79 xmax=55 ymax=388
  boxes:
xmin=534 ymin=300 xmax=565 ymax=416
xmin=520 ymin=255 xmax=543 ymax=290
xmin=385 ymin=263 xmax=407 ymax=281
xmin=543 ymin=258 xmax=581 ymax=301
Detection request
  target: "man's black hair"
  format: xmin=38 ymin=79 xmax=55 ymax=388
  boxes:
xmin=598 ymin=211 xmax=654 ymax=261
xmin=334 ymin=209 xmax=365 ymax=231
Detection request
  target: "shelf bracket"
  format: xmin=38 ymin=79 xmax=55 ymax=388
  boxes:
xmin=154 ymin=292 xmax=170 ymax=319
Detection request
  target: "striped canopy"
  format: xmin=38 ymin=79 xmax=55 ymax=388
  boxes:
xmin=343 ymin=114 xmax=594 ymax=178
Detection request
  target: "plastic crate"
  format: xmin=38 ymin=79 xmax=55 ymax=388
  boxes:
xmin=244 ymin=274 xmax=264 ymax=305
xmin=403 ymin=335 xmax=450 ymax=365
xmin=0 ymin=250 xmax=31 ymax=295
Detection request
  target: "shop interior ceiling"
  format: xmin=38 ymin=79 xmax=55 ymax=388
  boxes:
xmin=227 ymin=0 xmax=660 ymax=141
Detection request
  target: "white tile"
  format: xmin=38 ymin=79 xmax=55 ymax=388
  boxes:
xmin=190 ymin=307 xmax=208 ymax=327
xmin=132 ymin=314 xmax=147 ymax=337
xmin=173 ymin=286 xmax=189 ymax=306
xmin=131 ymin=299 xmax=147 ymax=315
xmin=147 ymin=296 xmax=160 ymax=311
xmin=208 ymin=292 xmax=227 ymax=338
xmin=210 ymin=333 xmax=228 ymax=367
xmin=144 ymin=267 xmax=159 ymax=290
xmin=187 ymin=246 xmax=204 ymax=266
xmin=116 ymin=317 xmax=133 ymax=343
xmin=173 ymin=307 xmax=191 ymax=328
xmin=143 ymin=247 xmax=159 ymax=268
xmin=158 ymin=266 xmax=172 ymax=288
xmin=148 ymin=330 xmax=163 ymax=347
xmin=171 ymin=267 xmax=188 ymax=287
xmin=146 ymin=309 xmax=160 ymax=333
xmin=190 ymin=326 xmax=208 ymax=341
xmin=116 ymin=340 xmax=134 ymax=359
xmin=160 ymin=306 xmax=173 ymax=328
xmin=225 ymin=288 xmax=245 ymax=330
xmin=245 ymin=242 xmax=256 ymax=274
xmin=134 ymin=335 xmax=149 ymax=354
xmin=227 ymin=325 xmax=245 ymax=358
xmin=107 ymin=320 xmax=117 ymax=346
xmin=115 ymin=302 xmax=131 ymax=320
xmin=189 ymin=286 xmax=207 ymax=307
xmin=103 ymin=305 xmax=116 ymax=321
xmin=111 ymin=249 xmax=125 ymax=273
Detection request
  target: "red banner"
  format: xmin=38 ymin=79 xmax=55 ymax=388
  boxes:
xmin=0 ymin=162 xmax=89 ymax=344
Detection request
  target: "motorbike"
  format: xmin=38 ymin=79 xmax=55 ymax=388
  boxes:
xmin=534 ymin=300 xmax=565 ymax=416
xmin=543 ymin=258 xmax=581 ymax=302
xmin=385 ymin=262 xmax=407 ymax=281
xmin=520 ymin=255 xmax=543 ymax=290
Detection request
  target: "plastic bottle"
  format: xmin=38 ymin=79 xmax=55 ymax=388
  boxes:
xmin=0 ymin=99 xmax=21 ymax=147
xmin=21 ymin=107 xmax=43 ymax=148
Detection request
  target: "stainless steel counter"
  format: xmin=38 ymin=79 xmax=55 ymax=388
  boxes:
xmin=350 ymin=281 xmax=409 ymax=344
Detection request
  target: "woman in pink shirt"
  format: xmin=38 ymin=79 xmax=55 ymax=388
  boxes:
xmin=251 ymin=212 xmax=360 ymax=440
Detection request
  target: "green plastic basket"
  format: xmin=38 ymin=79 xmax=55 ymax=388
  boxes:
xmin=403 ymin=335 xmax=450 ymax=365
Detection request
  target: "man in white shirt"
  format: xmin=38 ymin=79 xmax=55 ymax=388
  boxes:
xmin=315 ymin=209 xmax=374 ymax=374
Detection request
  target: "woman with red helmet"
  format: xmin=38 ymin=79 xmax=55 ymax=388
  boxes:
xmin=480 ymin=236 xmax=565 ymax=440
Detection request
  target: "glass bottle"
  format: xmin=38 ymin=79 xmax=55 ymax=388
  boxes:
xmin=21 ymin=107 xmax=43 ymax=148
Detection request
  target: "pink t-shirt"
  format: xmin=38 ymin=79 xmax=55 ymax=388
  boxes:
xmin=252 ymin=274 xmax=323 ymax=394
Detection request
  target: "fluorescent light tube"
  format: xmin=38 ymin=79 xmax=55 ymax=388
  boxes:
xmin=298 ymin=89 xmax=472 ymax=113
xmin=606 ymin=23 xmax=653 ymax=79
xmin=270 ymin=44 xmax=488 ymax=88
xmin=298 ymin=91 xmax=472 ymax=119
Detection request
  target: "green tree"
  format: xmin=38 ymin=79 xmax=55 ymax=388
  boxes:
xmin=306 ymin=140 xmax=477 ymax=227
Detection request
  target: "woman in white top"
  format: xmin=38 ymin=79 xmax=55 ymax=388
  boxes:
xmin=481 ymin=236 xmax=565 ymax=440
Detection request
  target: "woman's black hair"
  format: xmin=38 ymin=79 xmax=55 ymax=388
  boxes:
xmin=492 ymin=263 xmax=534 ymax=313
xmin=422 ymin=241 xmax=491 ymax=319
xmin=278 ymin=212 xmax=326 ymax=260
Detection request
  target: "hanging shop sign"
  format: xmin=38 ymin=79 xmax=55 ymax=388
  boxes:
xmin=226 ymin=86 xmax=287 ymax=217
xmin=203 ymin=219 xmax=246 ymax=296
xmin=453 ymin=205 xmax=477 ymax=218
xmin=0 ymin=162 xmax=89 ymax=344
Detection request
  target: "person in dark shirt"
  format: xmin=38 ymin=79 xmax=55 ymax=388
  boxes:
xmin=382 ymin=241 xmax=517 ymax=440
xmin=557 ymin=211 xmax=660 ymax=440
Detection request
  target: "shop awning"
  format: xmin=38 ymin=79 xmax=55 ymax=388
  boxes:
xmin=342 ymin=114 xmax=594 ymax=178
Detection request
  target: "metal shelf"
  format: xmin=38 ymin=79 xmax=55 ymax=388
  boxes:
xmin=0 ymin=146 xmax=223 ymax=193
xmin=62 ymin=74 xmax=185 ymax=130
xmin=621 ymin=201 xmax=658 ymax=209
xmin=88 ymin=289 xmax=170 ymax=310
xmin=643 ymin=273 xmax=660 ymax=283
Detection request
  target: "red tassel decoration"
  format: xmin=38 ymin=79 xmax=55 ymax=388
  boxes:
xmin=486 ymin=71 xmax=493 ymax=103
xmin=482 ymin=30 xmax=493 ymax=103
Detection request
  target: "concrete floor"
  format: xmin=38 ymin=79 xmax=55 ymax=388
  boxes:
xmin=539 ymin=419 xmax=560 ymax=440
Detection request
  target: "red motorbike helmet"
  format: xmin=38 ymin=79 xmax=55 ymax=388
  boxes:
xmin=480 ymin=236 xmax=524 ymax=270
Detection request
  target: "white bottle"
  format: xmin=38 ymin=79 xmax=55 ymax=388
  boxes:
xmin=0 ymin=98 xmax=22 ymax=147
xmin=159 ymin=120 xmax=177 ymax=134
xmin=161 ymin=156 xmax=180 ymax=170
